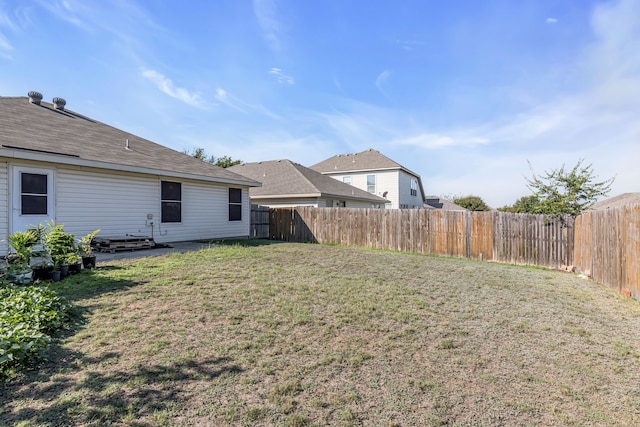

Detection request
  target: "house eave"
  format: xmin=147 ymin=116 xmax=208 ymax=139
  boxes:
xmin=0 ymin=147 xmax=261 ymax=187
xmin=250 ymin=193 xmax=322 ymax=199
xmin=322 ymin=165 xmax=423 ymax=179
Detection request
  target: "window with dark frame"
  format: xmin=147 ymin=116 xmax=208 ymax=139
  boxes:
xmin=161 ymin=181 xmax=182 ymax=223
xmin=410 ymin=179 xmax=418 ymax=196
xmin=229 ymin=188 xmax=242 ymax=221
xmin=21 ymin=172 xmax=48 ymax=215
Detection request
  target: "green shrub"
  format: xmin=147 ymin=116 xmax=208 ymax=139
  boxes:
xmin=0 ymin=285 xmax=73 ymax=377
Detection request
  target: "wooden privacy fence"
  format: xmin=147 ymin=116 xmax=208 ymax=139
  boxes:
xmin=250 ymin=204 xmax=270 ymax=239
xmin=574 ymin=204 xmax=640 ymax=298
xmin=269 ymin=207 xmax=574 ymax=269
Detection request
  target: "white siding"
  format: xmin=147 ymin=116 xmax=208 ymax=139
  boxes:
xmin=329 ymin=171 xmax=398 ymax=208
xmin=398 ymin=171 xmax=425 ymax=209
xmin=55 ymin=166 xmax=250 ymax=243
xmin=0 ymin=161 xmax=8 ymax=254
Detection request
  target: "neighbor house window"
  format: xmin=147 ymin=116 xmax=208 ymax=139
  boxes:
xmin=367 ymin=174 xmax=376 ymax=193
xmin=229 ymin=188 xmax=242 ymax=221
xmin=21 ymin=173 xmax=48 ymax=215
xmin=410 ymin=179 xmax=418 ymax=196
xmin=161 ymin=181 xmax=182 ymax=222
xmin=343 ymin=176 xmax=352 ymax=185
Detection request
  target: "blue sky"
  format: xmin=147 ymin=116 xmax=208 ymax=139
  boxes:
xmin=1 ymin=0 xmax=638 ymax=207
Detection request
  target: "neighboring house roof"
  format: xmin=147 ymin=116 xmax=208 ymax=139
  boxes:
xmin=309 ymin=148 xmax=426 ymax=201
xmin=228 ymin=159 xmax=388 ymax=203
xmin=0 ymin=95 xmax=259 ymax=187
xmin=310 ymin=148 xmax=419 ymax=175
xmin=424 ymin=196 xmax=468 ymax=211
xmin=589 ymin=192 xmax=640 ymax=210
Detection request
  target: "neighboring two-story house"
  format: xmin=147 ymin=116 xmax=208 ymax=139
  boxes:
xmin=310 ymin=149 xmax=426 ymax=209
xmin=229 ymin=159 xmax=387 ymax=208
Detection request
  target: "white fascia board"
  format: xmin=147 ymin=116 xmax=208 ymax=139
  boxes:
xmin=320 ymin=193 xmax=387 ymax=203
xmin=249 ymin=193 xmax=321 ymax=199
xmin=0 ymin=148 xmax=261 ymax=187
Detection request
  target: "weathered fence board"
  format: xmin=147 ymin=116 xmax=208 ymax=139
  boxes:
xmin=269 ymin=208 xmax=573 ymax=268
xmin=250 ymin=205 xmax=270 ymax=239
xmin=574 ymin=204 xmax=640 ymax=297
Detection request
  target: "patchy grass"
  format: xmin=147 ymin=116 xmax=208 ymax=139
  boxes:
xmin=2 ymin=242 xmax=640 ymax=426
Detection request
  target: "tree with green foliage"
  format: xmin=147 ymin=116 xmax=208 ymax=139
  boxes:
xmin=526 ymin=159 xmax=614 ymax=217
xmin=498 ymin=195 xmax=541 ymax=213
xmin=183 ymin=148 xmax=241 ymax=168
xmin=453 ymin=195 xmax=491 ymax=211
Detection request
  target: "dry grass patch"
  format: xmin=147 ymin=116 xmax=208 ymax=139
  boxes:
xmin=2 ymin=242 xmax=640 ymax=426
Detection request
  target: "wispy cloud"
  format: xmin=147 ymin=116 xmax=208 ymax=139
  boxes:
xmin=253 ymin=0 xmax=283 ymax=50
xmin=0 ymin=10 xmax=16 ymax=59
xmin=36 ymin=0 xmax=92 ymax=31
xmin=215 ymin=87 xmax=281 ymax=119
xmin=0 ymin=33 xmax=12 ymax=56
xmin=546 ymin=17 xmax=558 ymax=24
xmin=375 ymin=70 xmax=391 ymax=94
xmin=141 ymin=69 xmax=203 ymax=107
xmin=394 ymin=133 xmax=489 ymax=149
xmin=268 ymin=67 xmax=294 ymax=84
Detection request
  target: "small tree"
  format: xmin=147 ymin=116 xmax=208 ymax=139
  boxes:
xmin=453 ymin=195 xmax=490 ymax=211
xmin=184 ymin=148 xmax=241 ymax=168
xmin=527 ymin=159 xmax=614 ymax=217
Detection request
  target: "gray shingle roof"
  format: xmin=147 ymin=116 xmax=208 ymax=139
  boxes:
xmin=229 ymin=160 xmax=388 ymax=203
xmin=589 ymin=192 xmax=640 ymax=210
xmin=424 ymin=196 xmax=468 ymax=211
xmin=0 ymin=96 xmax=259 ymax=186
xmin=310 ymin=148 xmax=409 ymax=174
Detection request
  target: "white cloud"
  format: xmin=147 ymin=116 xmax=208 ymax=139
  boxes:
xmin=141 ymin=69 xmax=203 ymax=107
xmin=394 ymin=133 xmax=489 ymax=149
xmin=375 ymin=70 xmax=391 ymax=93
xmin=215 ymin=87 xmax=281 ymax=119
xmin=546 ymin=17 xmax=558 ymax=24
xmin=269 ymin=68 xmax=294 ymax=84
xmin=254 ymin=0 xmax=282 ymax=50
xmin=0 ymin=33 xmax=12 ymax=52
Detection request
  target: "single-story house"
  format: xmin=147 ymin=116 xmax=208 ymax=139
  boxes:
xmin=589 ymin=193 xmax=640 ymax=210
xmin=309 ymin=148 xmax=426 ymax=209
xmin=0 ymin=92 xmax=260 ymax=255
xmin=228 ymin=159 xmax=388 ymax=208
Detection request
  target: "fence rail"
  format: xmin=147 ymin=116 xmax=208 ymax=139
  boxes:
xmin=268 ymin=207 xmax=574 ymax=269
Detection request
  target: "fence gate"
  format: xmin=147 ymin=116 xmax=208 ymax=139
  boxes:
xmin=250 ymin=205 xmax=270 ymax=238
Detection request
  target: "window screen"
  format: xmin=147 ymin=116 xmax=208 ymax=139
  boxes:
xmin=21 ymin=173 xmax=48 ymax=215
xmin=161 ymin=181 xmax=182 ymax=222
xmin=229 ymin=188 xmax=242 ymax=221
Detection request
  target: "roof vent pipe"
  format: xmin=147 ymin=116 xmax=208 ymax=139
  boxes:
xmin=52 ymin=97 xmax=66 ymax=111
xmin=28 ymin=91 xmax=43 ymax=105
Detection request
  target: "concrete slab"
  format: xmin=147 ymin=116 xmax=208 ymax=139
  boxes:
xmin=95 ymin=241 xmax=218 ymax=264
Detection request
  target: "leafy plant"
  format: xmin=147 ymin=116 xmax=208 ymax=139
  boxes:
xmin=6 ymin=229 xmax=39 ymax=266
xmin=0 ymin=284 xmax=72 ymax=377
xmin=42 ymin=223 xmax=76 ymax=267
xmin=78 ymin=230 xmax=100 ymax=256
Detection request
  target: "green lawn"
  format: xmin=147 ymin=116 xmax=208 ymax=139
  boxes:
xmin=2 ymin=242 xmax=640 ymax=426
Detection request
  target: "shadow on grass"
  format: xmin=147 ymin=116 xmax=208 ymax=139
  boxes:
xmin=1 ymin=348 xmax=242 ymax=425
xmin=1 ymin=259 xmax=246 ymax=424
